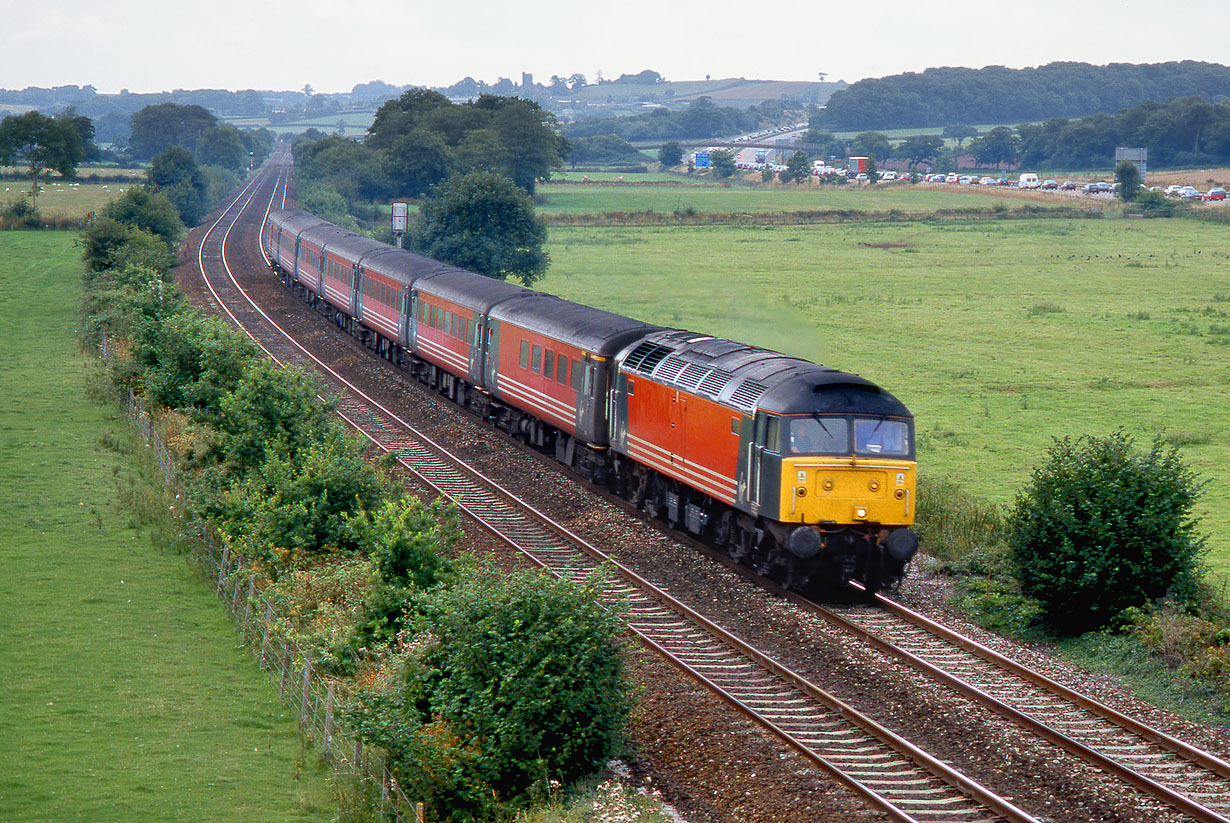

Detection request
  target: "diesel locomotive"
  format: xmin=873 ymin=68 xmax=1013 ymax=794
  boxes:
xmin=263 ymin=207 xmax=918 ymax=594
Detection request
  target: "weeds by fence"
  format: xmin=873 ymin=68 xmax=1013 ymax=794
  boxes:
xmin=106 ymin=335 xmax=422 ymax=822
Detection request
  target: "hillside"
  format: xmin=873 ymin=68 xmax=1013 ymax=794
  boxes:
xmin=822 ymin=61 xmax=1230 ymax=130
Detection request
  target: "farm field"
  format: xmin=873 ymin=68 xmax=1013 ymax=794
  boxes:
xmin=2 ymin=179 xmax=127 ymax=219
xmin=537 ymin=216 xmax=1230 ymax=574
xmin=0 ymin=233 xmax=334 ymax=822
xmin=535 ymin=180 xmax=1028 ymax=215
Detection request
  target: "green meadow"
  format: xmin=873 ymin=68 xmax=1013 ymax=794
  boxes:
xmin=0 ymin=233 xmax=334 ymax=822
xmin=536 ymin=180 xmax=1023 ymax=215
xmin=538 ymin=215 xmax=1230 ymax=573
xmin=2 ymin=179 xmax=126 ymax=218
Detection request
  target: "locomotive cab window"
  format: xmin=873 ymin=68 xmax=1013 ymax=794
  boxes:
xmin=626 ymin=378 xmax=635 ymax=396
xmin=854 ymin=418 xmax=911 ymax=457
xmin=788 ymin=416 xmax=850 ymax=455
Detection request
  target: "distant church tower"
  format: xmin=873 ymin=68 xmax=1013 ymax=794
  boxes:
xmin=521 ymin=72 xmax=533 ymax=89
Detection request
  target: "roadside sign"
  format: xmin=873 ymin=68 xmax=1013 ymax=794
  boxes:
xmin=694 ymin=152 xmax=710 ymax=168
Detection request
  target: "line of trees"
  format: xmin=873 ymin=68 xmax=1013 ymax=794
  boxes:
xmin=821 ymin=61 xmax=1230 ymax=131
xmin=565 ymin=96 xmax=801 ymax=142
xmin=293 ymin=90 xmax=568 ymax=210
xmin=799 ymin=95 xmax=1230 ymax=172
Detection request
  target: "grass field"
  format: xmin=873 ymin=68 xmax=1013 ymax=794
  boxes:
xmin=537 ymin=215 xmax=1230 ymax=574
xmin=0 ymin=233 xmax=335 ymax=822
xmin=535 ymin=181 xmax=1028 ymax=215
xmin=2 ymin=180 xmax=127 ymax=219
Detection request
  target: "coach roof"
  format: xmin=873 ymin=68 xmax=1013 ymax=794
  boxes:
xmin=490 ymin=293 xmax=665 ymax=355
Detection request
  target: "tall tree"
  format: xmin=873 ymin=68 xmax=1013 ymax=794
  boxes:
xmin=658 ymin=141 xmax=683 ymax=168
xmin=148 ymin=145 xmax=208 ymax=226
xmin=709 ymin=149 xmax=736 ymax=179
xmin=897 ymin=134 xmax=945 ymax=166
xmin=129 ymin=103 xmax=216 ymax=160
xmin=413 ymin=171 xmax=548 ymax=286
xmin=0 ymin=111 xmax=84 ymax=213
xmin=782 ymin=150 xmax=811 ymax=184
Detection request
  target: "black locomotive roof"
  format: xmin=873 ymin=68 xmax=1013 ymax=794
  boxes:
xmin=490 ymin=293 xmax=665 ymax=355
xmin=618 ymin=329 xmax=910 ymax=418
xmin=416 ymin=269 xmax=531 ymax=312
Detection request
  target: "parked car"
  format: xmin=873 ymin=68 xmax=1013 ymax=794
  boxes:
xmin=1040 ymin=179 xmax=1059 ymax=189
xmin=1202 ymin=188 xmax=1226 ymax=201
xmin=1178 ymin=186 xmax=1202 ymax=199
xmin=1165 ymin=185 xmax=1185 ymax=195
xmin=1060 ymin=181 xmax=1079 ymax=190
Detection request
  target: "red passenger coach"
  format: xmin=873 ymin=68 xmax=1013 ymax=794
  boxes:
xmin=293 ymin=224 xmax=352 ymax=297
xmin=411 ymin=270 xmax=526 ymax=390
xmin=487 ymin=294 xmax=662 ymax=459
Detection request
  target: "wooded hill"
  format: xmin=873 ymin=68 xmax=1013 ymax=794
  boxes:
xmin=822 ymin=61 xmax=1230 ymax=131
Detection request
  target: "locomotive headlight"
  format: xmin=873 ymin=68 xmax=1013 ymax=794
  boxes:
xmin=855 ymin=507 xmax=868 ymax=519
xmin=822 ymin=479 xmax=834 ymax=491
xmin=868 ymin=480 xmax=880 ymax=491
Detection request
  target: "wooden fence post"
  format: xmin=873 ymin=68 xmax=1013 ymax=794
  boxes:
xmin=324 ymin=681 xmax=334 ymax=755
xmin=280 ymin=646 xmax=292 ymax=700
xmin=300 ymin=651 xmax=312 ymax=731
xmin=217 ymin=546 xmax=230 ymax=594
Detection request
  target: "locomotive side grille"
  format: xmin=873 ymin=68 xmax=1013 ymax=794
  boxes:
xmin=697 ymin=369 xmax=733 ymax=398
xmin=677 ymin=363 xmax=710 ymax=392
xmin=729 ymin=379 xmax=768 ymax=412
xmin=655 ymin=355 xmax=688 ymax=383
xmin=625 ymin=342 xmax=673 ymax=374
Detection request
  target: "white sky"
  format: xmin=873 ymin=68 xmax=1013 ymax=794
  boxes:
xmin=2 ymin=0 xmax=1226 ymax=95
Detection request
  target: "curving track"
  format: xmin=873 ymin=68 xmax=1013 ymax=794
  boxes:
xmin=187 ymin=155 xmax=1230 ymax=823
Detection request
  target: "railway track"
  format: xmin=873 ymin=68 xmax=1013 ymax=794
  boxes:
xmin=811 ymin=589 xmax=1230 ymax=823
xmin=189 ymin=156 xmax=1230 ymax=823
xmin=194 ymin=158 xmax=1045 ymax=822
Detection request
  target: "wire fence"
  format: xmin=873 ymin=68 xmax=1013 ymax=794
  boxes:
xmin=104 ymin=335 xmax=423 ymax=822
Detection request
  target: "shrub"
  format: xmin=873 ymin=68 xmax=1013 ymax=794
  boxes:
xmin=1007 ymin=430 xmax=1207 ymax=635
xmin=348 ymin=565 xmax=632 ymax=820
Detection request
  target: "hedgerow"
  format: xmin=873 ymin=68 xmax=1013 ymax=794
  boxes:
xmin=79 ymin=171 xmax=634 ymax=818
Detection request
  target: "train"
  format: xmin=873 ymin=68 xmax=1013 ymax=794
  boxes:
xmin=262 ymin=207 xmax=919 ymax=595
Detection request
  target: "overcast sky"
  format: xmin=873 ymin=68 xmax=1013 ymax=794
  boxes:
xmin=2 ymin=0 xmax=1226 ymax=95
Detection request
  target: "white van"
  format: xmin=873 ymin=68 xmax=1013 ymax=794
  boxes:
xmin=1018 ymin=173 xmax=1040 ymax=189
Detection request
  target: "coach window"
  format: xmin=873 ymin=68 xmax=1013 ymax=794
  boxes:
xmin=556 ymin=355 xmax=568 ymax=384
xmin=570 ymin=360 xmax=584 ymax=390
xmin=520 ymin=340 xmax=530 ymax=368
xmin=543 ymin=350 xmax=554 ymax=380
xmin=531 ymin=345 xmax=542 ymax=373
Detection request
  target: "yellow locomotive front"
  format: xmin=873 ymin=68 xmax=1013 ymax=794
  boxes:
xmin=761 ymin=413 xmax=919 ymax=593
xmin=779 ymin=415 xmax=915 ymax=528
